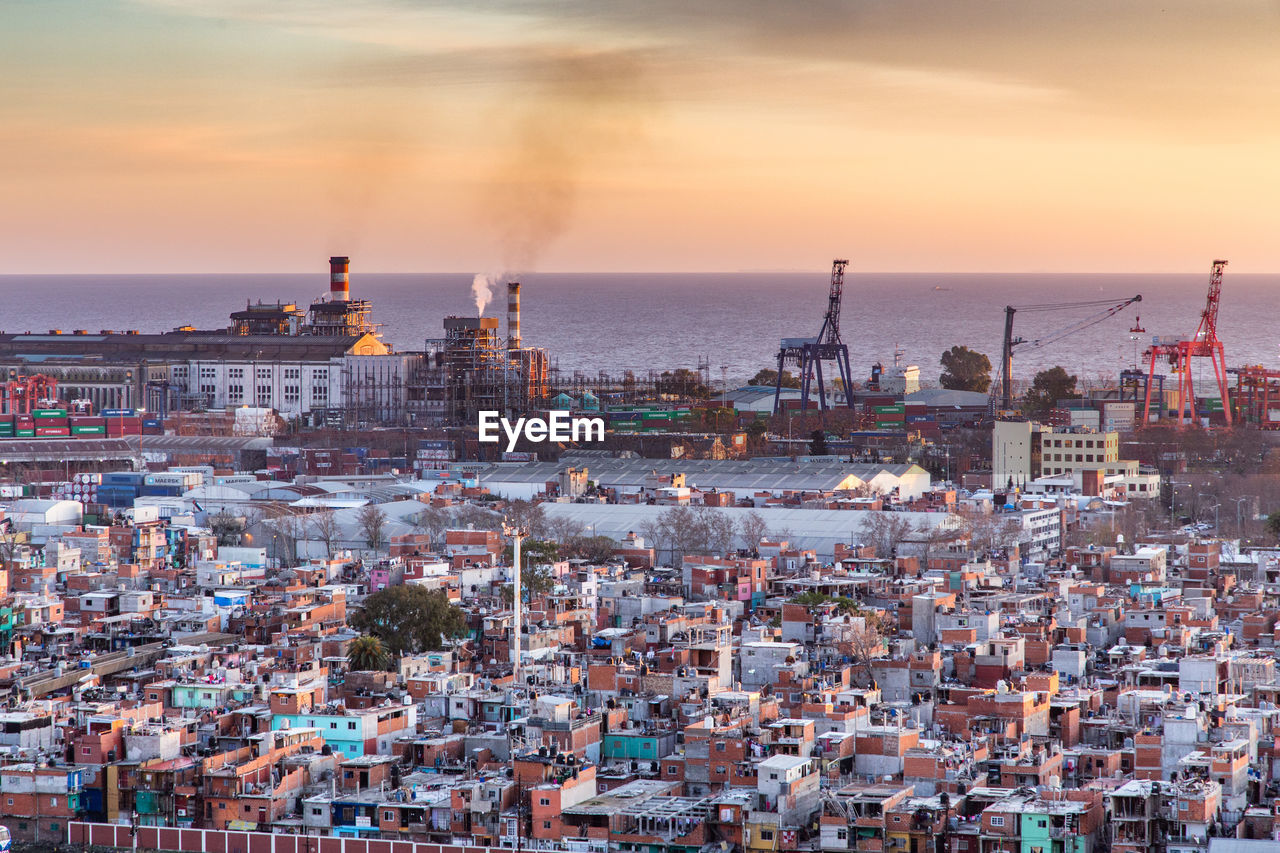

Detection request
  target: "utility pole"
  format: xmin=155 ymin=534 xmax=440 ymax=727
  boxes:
xmin=502 ymin=522 xmax=528 ymax=680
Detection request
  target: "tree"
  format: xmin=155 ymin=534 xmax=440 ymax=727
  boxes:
xmin=348 ymin=585 xmax=466 ymax=654
xmin=838 ymin=610 xmax=887 ymax=686
xmin=347 ymin=635 xmax=390 ymax=671
xmin=939 ymin=346 xmax=992 ymax=393
xmin=451 ymin=503 xmax=504 ymax=532
xmin=411 ymin=504 xmax=450 ymax=547
xmin=563 ymin=534 xmax=617 ymax=563
xmin=808 ymin=429 xmax=829 ymax=456
xmin=309 ymin=511 xmax=342 ymax=559
xmin=504 ymin=499 xmax=548 ymax=539
xmin=356 ymin=504 xmax=390 ymax=553
xmin=697 ymin=507 xmax=737 ymax=556
xmin=858 ymin=512 xmax=916 ymax=559
xmin=1266 ymin=510 xmax=1280 ymax=542
xmin=502 ymin=564 xmax=557 ymax=607
xmin=1023 ymin=366 xmax=1079 ymax=415
xmin=209 ymin=510 xmax=247 ymax=547
xmin=502 ymin=538 xmax=561 ymax=566
xmin=656 ymin=505 xmax=709 ymax=566
xmin=656 ymin=368 xmax=710 ymax=399
xmin=545 ymin=515 xmax=585 ymax=543
xmin=750 ymin=368 xmax=801 ymax=389
xmin=745 ymin=419 xmax=768 ymax=445
xmin=738 ymin=511 xmax=769 ymax=554
xmin=264 ymin=509 xmax=304 ymax=568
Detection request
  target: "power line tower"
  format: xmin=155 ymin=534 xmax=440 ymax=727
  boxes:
xmin=1142 ymin=259 xmax=1231 ymax=427
xmin=772 ymin=259 xmax=856 ymax=415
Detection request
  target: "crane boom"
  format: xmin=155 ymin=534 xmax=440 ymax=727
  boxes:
xmin=1194 ymin=259 xmax=1227 ymax=343
xmin=993 ymin=294 xmax=1142 ymax=413
xmin=817 ymin=259 xmax=848 ymax=345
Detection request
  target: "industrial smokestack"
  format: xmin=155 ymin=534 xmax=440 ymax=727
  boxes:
xmin=507 ymin=281 xmax=521 ymax=350
xmin=329 ymin=256 xmax=350 ymax=301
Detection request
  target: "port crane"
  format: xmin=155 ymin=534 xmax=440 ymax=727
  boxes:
xmin=1141 ymin=259 xmax=1231 ymax=427
xmin=772 ymin=259 xmax=856 ymax=415
xmin=991 ymin=294 xmax=1143 ymax=415
xmin=0 ymin=372 xmax=58 ymax=415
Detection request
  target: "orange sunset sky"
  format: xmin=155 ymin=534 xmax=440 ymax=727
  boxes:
xmin=4 ymin=1 xmax=1280 ymax=274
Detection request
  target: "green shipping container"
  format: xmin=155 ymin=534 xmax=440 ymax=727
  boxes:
xmin=72 ymin=426 xmax=106 ymax=435
xmin=16 ymin=429 xmax=34 ymax=437
xmin=33 ymin=409 xmax=68 ymax=418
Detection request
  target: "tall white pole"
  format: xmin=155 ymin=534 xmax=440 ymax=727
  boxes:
xmin=509 ymin=529 xmax=523 ymax=679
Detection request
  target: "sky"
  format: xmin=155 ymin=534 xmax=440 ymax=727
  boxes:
xmin=4 ymin=0 xmax=1280 ymax=274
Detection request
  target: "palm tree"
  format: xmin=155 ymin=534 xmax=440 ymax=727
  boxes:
xmin=347 ymin=635 xmax=389 ymax=671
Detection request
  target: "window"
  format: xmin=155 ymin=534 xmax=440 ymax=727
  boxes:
xmin=543 ymin=822 xmax=552 ymax=830
xmin=716 ymin=742 xmax=726 ymax=752
xmin=760 ymin=831 xmax=774 ymax=841
xmin=540 ymin=798 xmax=550 ymax=806
xmin=716 ymin=766 xmax=726 ymax=774
xmin=312 ymin=808 xmax=323 ymax=816
xmin=5 ymin=798 xmax=11 ymax=806
xmin=348 ymin=722 xmax=357 ymax=730
xmin=990 ymin=816 xmax=1004 ymax=827
xmin=836 ymin=830 xmax=847 ymax=840
xmin=384 ymin=811 xmax=394 ymax=821
xmin=82 ymin=747 xmax=91 ymax=755
xmin=51 ymin=797 xmax=58 ymax=806
xmin=330 ymin=722 xmax=337 ymax=729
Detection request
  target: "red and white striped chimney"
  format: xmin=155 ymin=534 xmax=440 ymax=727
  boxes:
xmin=507 ymin=281 xmax=521 ymax=350
xmin=329 ymin=256 xmax=350 ymax=301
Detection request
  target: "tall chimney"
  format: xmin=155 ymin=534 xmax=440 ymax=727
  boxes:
xmin=329 ymin=256 xmax=350 ymax=301
xmin=507 ymin=281 xmax=521 ymax=350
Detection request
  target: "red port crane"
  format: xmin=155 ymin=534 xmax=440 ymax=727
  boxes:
xmin=1 ymin=373 xmax=58 ymax=415
xmin=1141 ymin=259 xmax=1231 ymax=428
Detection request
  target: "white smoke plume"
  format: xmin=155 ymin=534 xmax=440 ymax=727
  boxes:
xmin=471 ymin=273 xmax=497 ymax=316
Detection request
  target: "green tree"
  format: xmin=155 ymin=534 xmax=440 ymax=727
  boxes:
xmin=502 ymin=538 xmax=562 ymax=566
xmin=939 ymin=346 xmax=992 ymax=392
xmin=745 ymin=419 xmax=768 ymax=443
xmin=502 ymin=564 xmax=557 ymax=606
xmin=348 ymin=586 xmax=466 ymax=654
xmin=808 ymin=429 xmax=829 ymax=456
xmin=656 ymin=368 xmax=710 ymax=399
xmin=750 ymin=368 xmax=801 ymax=389
xmin=1023 ymin=366 xmax=1079 ymax=415
xmin=347 ymin=635 xmax=390 ymax=671
xmin=1265 ymin=510 xmax=1280 ymax=542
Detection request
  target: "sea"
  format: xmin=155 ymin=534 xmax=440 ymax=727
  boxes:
xmin=1 ymin=272 xmax=1276 ymax=387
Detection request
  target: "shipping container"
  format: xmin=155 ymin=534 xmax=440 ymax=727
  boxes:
xmin=35 ymin=427 xmax=71 ymax=436
xmin=32 ymin=408 xmax=68 ymax=418
xmin=15 ymin=429 xmax=34 ymax=438
xmin=99 ymin=408 xmax=136 ymax=418
xmin=72 ymin=426 xmax=107 ymax=435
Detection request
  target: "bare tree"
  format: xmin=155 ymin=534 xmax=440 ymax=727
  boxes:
xmin=858 ymin=513 xmax=916 ymax=559
xmin=661 ymin=506 xmax=709 ymax=566
xmin=545 ymin=515 xmax=586 ymax=544
xmin=412 ymin=504 xmax=450 ymax=547
xmin=737 ymin=511 xmax=768 ymax=555
xmin=914 ymin=520 xmax=964 ymax=568
xmin=638 ymin=518 xmax=669 ymax=564
xmin=450 ymin=503 xmax=504 ymax=532
xmin=264 ymin=509 xmax=304 ymax=567
xmin=697 ymin=507 xmax=736 ymax=556
xmin=837 ymin=610 xmax=887 ymax=686
xmin=309 ymin=510 xmax=342 ymax=559
xmin=504 ymin=499 xmax=548 ymax=539
xmin=356 ymin=504 xmax=390 ymax=554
